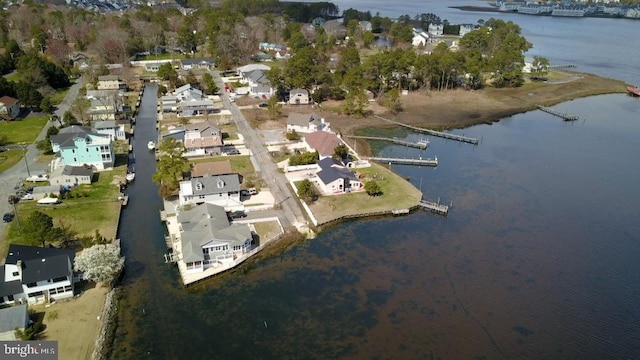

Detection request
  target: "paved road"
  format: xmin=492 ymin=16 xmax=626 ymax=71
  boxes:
xmin=212 ymin=72 xmax=308 ymax=231
xmin=0 ymin=77 xmax=85 ymax=241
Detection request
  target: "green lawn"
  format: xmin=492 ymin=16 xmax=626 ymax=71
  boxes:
xmin=0 ymin=149 xmax=25 ymax=173
xmin=308 ymin=162 xmax=423 ymax=224
xmin=136 ymin=53 xmax=185 ymax=61
xmin=0 ymin=115 xmax=49 ymax=145
xmin=1 ymin=165 xmax=126 ymax=256
xmin=49 ymin=88 xmax=70 ymax=105
xmin=191 ymin=155 xmax=255 ymax=177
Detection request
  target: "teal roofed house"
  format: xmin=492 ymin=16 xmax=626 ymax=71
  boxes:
xmin=50 ymin=126 xmax=114 ymax=170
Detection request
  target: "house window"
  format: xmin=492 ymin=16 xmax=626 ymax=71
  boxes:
xmin=74 ymin=158 xmax=77 ymax=162
xmin=53 ymin=276 xmax=67 ymax=282
xmin=26 ymin=282 xmax=37 ymax=288
xmin=217 ymin=179 xmax=224 ymax=188
xmin=28 ymin=291 xmax=44 ymax=298
xmin=86 ymin=148 xmax=89 ymax=152
xmin=12 ymin=272 xmax=18 ymax=276
xmin=72 ymin=149 xmax=75 ymax=153
xmin=195 ymin=182 xmax=203 ymax=191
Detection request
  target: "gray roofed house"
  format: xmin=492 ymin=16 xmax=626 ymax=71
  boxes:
xmin=315 ymin=157 xmax=363 ymax=195
xmin=0 ymin=244 xmax=76 ymax=305
xmin=179 ymin=174 xmax=241 ymax=206
xmin=50 ymin=126 xmax=94 ymax=148
xmin=180 ymin=58 xmax=215 ymax=70
xmin=50 ymin=165 xmax=94 ymax=187
xmin=93 ymin=120 xmax=126 ymax=140
xmin=286 ymin=113 xmax=327 ymax=133
xmin=0 ymin=304 xmax=29 ymax=340
xmin=49 ymin=125 xmax=113 ymax=170
xmin=177 ymin=203 xmax=253 ymax=273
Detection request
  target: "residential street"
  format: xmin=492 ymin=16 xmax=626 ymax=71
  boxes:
xmin=0 ymin=77 xmax=85 ymax=243
xmin=212 ymin=72 xmax=309 ymax=232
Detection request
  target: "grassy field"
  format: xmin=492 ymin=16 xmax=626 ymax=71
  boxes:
xmin=307 ymin=162 xmax=423 ymax=225
xmin=0 ymin=148 xmax=25 ymax=173
xmin=1 ymin=164 xmax=126 ymax=256
xmin=49 ymin=87 xmax=70 ymax=105
xmin=253 ymin=220 xmax=283 ymax=243
xmin=0 ymin=115 xmax=49 ymax=145
xmin=191 ymin=155 xmax=255 ymax=177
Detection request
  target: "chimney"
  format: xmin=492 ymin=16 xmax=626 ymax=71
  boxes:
xmin=16 ymin=260 xmax=23 ymax=280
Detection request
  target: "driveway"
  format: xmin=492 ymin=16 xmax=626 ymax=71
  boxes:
xmin=0 ymin=76 xmax=85 ymax=242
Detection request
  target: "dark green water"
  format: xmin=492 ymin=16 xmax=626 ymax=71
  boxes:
xmin=111 ymin=83 xmax=640 ymax=359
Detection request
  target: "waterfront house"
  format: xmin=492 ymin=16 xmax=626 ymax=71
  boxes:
xmin=177 ymin=203 xmax=253 ymax=274
xmin=49 ymin=165 xmax=94 ymax=187
xmin=97 ymin=75 xmax=126 ymax=91
xmin=314 ymin=157 xmax=363 ymax=195
xmin=302 ymin=130 xmax=342 ymax=159
xmin=93 ymin=120 xmax=126 ymax=140
xmin=50 ymin=126 xmax=114 ymax=170
xmin=0 ymin=244 xmax=76 ymax=305
xmin=0 ymin=304 xmax=29 ymax=340
xmin=428 ymin=23 xmax=444 ymax=36
xmin=287 ymin=113 xmax=328 ymax=134
xmin=178 ymin=173 xmax=241 ymax=207
xmin=0 ymin=96 xmax=20 ymax=118
xmin=162 ymin=120 xmax=223 ymax=157
xmin=289 ymin=89 xmax=311 ymax=105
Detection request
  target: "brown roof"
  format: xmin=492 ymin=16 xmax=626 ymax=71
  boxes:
xmin=0 ymin=96 xmax=19 ymax=107
xmin=303 ymin=131 xmax=343 ymax=157
xmin=191 ymin=160 xmax=233 ymax=177
xmin=184 ymin=135 xmax=222 ymax=149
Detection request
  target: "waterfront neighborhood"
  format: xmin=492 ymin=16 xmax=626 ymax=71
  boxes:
xmin=0 ymin=0 xmax=635 ymax=358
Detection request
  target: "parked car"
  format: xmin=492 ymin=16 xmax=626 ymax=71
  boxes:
xmin=26 ymin=174 xmax=49 ymax=182
xmin=224 ymin=149 xmax=241 ymax=156
xmin=3 ymin=212 xmax=14 ymax=222
xmin=7 ymin=195 xmax=19 ymax=204
xmin=21 ymin=194 xmax=35 ymax=201
xmin=228 ymin=211 xmax=247 ymax=219
xmin=258 ymin=102 xmax=268 ymax=108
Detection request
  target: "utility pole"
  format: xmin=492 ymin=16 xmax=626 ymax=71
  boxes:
xmin=12 ymin=200 xmax=21 ymax=232
xmin=23 ymin=145 xmax=31 ymax=177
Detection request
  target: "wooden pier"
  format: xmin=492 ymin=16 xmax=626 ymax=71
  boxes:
xmin=537 ymin=105 xmax=579 ymax=121
xmin=374 ymin=115 xmax=479 ymax=144
xmin=366 ymin=156 xmax=438 ymax=167
xmin=346 ymin=135 xmax=429 ymax=149
xmin=419 ymin=199 xmax=449 ymax=215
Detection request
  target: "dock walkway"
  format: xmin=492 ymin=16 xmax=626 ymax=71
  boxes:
xmin=537 ymin=105 xmax=579 ymax=121
xmin=419 ymin=199 xmax=449 ymax=215
xmin=374 ymin=115 xmax=479 ymax=144
xmin=346 ymin=135 xmax=428 ymax=149
xmin=366 ymin=156 xmax=438 ymax=167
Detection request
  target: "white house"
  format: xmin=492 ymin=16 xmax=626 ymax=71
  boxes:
xmin=97 ymin=75 xmax=126 ymax=91
xmin=0 ymin=245 xmax=76 ymax=305
xmin=287 ymin=113 xmax=328 ymax=134
xmin=412 ymin=29 xmax=430 ymax=47
xmin=289 ymin=89 xmax=310 ymax=105
xmin=177 ymin=203 xmax=253 ymax=274
xmin=0 ymin=96 xmax=20 ymax=118
xmin=93 ymin=120 xmax=126 ymax=141
xmin=179 ymin=174 xmax=241 ymax=207
xmin=49 ymin=165 xmax=94 ymax=187
xmin=314 ymin=157 xmax=364 ymax=195
xmin=428 ymin=23 xmax=444 ymax=36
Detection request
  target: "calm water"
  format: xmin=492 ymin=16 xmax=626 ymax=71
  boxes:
xmin=110 ymin=6 xmax=640 ymax=360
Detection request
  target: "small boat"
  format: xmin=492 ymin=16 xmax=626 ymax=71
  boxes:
xmin=126 ymin=167 xmax=135 ymax=182
xmin=147 ymin=141 xmax=156 ymax=150
xmin=627 ymin=86 xmax=640 ymax=97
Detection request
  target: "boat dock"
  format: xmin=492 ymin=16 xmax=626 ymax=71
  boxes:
xmin=374 ymin=115 xmax=479 ymax=145
xmin=366 ymin=156 xmax=438 ymax=167
xmin=346 ymin=135 xmax=429 ymax=149
xmin=537 ymin=105 xmax=579 ymax=121
xmin=419 ymin=199 xmax=450 ymax=215
xmin=549 ymin=64 xmax=577 ymax=70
